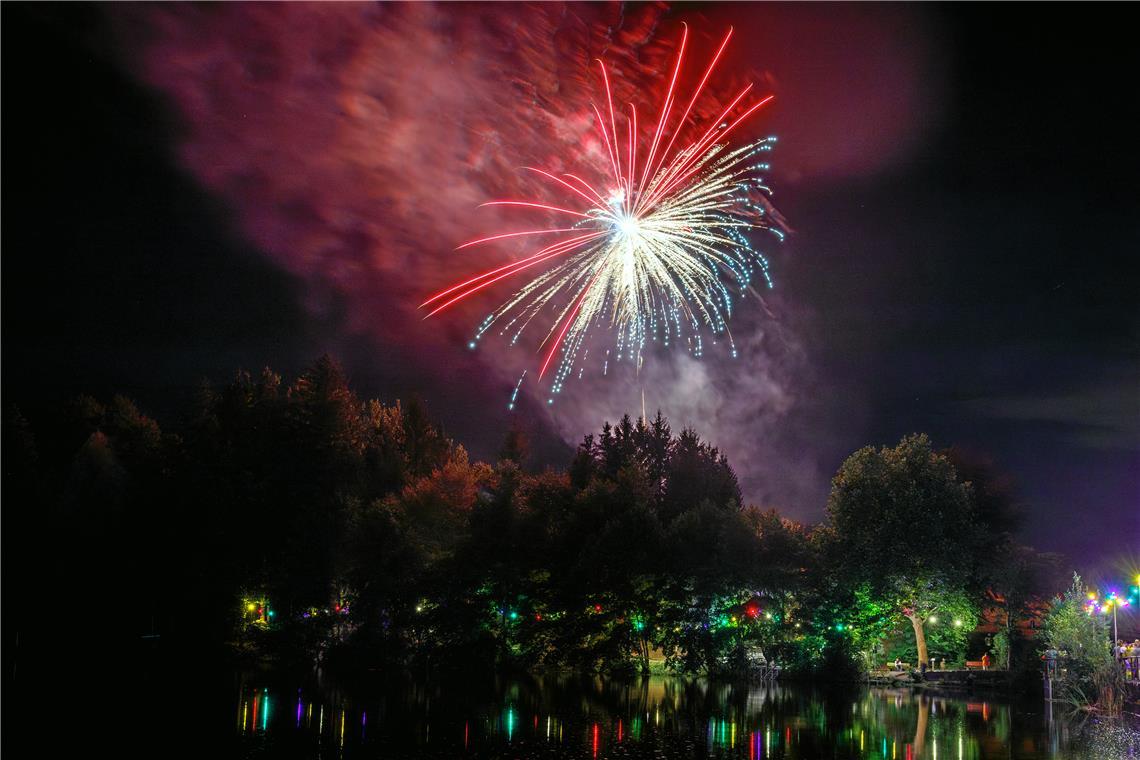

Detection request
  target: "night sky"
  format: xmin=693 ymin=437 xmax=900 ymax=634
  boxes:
xmin=4 ymin=4 xmax=1137 ymax=568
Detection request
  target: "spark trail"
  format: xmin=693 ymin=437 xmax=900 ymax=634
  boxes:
xmin=422 ymin=26 xmax=786 ymax=404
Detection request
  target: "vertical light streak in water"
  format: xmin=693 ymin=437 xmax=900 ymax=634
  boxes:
xmin=592 ymin=723 xmax=599 ymax=758
xmin=261 ymin=689 xmax=269 ymax=732
xmin=296 ymin=696 xmax=303 ymax=728
xmin=339 ymin=710 xmax=345 ymax=748
xmin=506 ymin=707 xmax=515 ymax=741
xmin=240 ymin=700 xmax=248 ymax=735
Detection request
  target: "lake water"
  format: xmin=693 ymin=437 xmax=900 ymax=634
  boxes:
xmin=229 ymin=671 xmax=1138 ymax=759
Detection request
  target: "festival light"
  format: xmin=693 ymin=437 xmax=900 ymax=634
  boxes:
xmin=424 ymin=26 xmax=784 ymax=400
xmin=1086 ymin=587 xmax=1130 ymax=641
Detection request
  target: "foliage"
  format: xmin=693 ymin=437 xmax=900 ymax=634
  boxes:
xmin=8 ymin=360 xmax=1043 ymax=683
xmin=1040 ymin=573 xmax=1122 ymax=712
xmin=823 ymin=434 xmax=982 ymax=668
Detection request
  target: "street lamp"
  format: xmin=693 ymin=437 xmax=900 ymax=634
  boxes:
xmin=1086 ymin=591 xmax=1130 ymax=644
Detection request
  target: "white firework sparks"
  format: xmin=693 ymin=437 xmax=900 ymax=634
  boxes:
xmin=422 ymin=25 xmax=786 ymax=404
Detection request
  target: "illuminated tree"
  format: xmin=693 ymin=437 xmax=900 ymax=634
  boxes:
xmin=1042 ymin=573 xmax=1122 ymax=712
xmin=825 ymin=434 xmax=979 ymax=668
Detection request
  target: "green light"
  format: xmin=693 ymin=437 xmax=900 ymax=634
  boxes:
xmin=835 ymin=623 xmax=844 ymax=631
xmin=509 ymin=610 xmax=518 ymax=620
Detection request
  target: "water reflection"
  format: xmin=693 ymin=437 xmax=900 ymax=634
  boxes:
xmin=234 ymin=673 xmax=1131 ymax=758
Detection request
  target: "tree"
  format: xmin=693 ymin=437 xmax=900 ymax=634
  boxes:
xmin=825 ymin=434 xmax=980 ymax=667
xmin=1041 ymin=573 xmax=1121 ymax=712
xmin=660 ymin=428 xmax=741 ymax=520
xmin=498 ymin=423 xmax=530 ymax=466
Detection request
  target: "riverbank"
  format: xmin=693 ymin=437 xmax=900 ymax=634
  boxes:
xmin=866 ymin=668 xmax=1013 ymax=693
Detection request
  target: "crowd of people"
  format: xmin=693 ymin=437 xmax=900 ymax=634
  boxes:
xmin=1041 ymin=640 xmax=1140 ymax=681
xmin=1116 ymin=640 xmax=1140 ymax=681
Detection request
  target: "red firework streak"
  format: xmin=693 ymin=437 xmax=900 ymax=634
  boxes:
xmin=421 ymin=25 xmax=774 ymax=380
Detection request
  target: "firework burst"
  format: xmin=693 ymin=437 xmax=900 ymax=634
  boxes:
xmin=423 ymin=26 xmax=785 ymax=405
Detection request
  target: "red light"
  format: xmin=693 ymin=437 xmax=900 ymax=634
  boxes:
xmin=535 ymin=613 xmax=542 ymax=621
xmin=594 ymin=604 xmax=602 ymax=613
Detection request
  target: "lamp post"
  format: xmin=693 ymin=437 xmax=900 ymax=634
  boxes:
xmin=1107 ymin=593 xmax=1119 ymax=644
xmin=1087 ymin=591 xmax=1129 ymax=646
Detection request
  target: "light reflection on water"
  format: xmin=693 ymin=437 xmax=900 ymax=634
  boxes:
xmin=233 ymin=673 xmax=1129 ymax=759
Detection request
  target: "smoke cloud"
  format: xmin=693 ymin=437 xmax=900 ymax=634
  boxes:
xmin=112 ymin=3 xmax=938 ymax=518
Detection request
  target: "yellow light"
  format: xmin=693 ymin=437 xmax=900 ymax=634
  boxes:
xmin=1088 ymin=592 xmax=1097 ymax=600
xmin=246 ymin=602 xmax=257 ymax=612
xmin=929 ymin=615 xmax=938 ymax=624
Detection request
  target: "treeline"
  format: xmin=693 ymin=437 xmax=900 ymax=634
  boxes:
xmin=4 ymin=356 xmax=1066 ymax=679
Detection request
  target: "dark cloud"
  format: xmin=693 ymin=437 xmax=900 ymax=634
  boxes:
xmin=965 ymin=379 xmax=1139 ymax=452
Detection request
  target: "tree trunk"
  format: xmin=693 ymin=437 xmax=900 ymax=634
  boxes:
xmin=908 ymin=614 xmax=928 ymax=667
